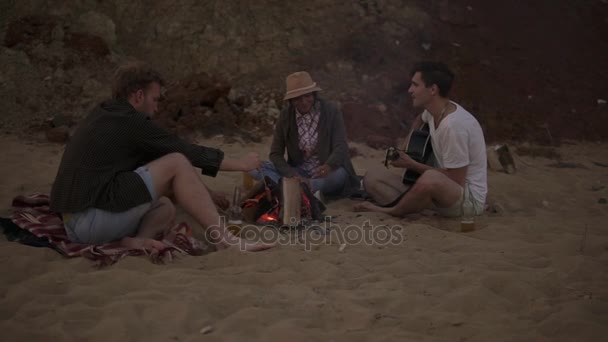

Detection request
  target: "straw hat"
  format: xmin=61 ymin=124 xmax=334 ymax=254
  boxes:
xmin=283 ymin=71 xmax=322 ymax=101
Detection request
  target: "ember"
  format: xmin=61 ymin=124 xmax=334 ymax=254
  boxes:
xmin=301 ymin=191 xmax=312 ymax=218
xmin=241 ymin=177 xmax=324 ymax=226
xmin=256 ymin=208 xmax=280 ymax=225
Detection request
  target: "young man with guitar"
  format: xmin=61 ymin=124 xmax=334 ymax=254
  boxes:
xmin=354 ymin=62 xmax=487 ymax=217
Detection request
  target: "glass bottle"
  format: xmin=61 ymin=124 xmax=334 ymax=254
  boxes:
xmin=460 ymin=198 xmax=475 ymax=232
xmin=228 ymin=186 xmax=242 ymax=222
xmin=227 ymin=186 xmax=243 ymax=236
xmin=243 ymin=172 xmax=255 ymax=191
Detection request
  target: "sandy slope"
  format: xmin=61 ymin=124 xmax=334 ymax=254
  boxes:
xmin=0 ymin=133 xmax=607 ymax=342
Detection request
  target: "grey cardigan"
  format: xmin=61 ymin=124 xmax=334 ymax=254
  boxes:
xmin=269 ymin=98 xmax=359 ymax=196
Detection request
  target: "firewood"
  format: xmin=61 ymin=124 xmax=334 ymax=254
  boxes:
xmin=281 ymin=177 xmax=301 ymax=226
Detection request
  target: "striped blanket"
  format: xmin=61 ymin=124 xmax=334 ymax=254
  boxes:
xmin=8 ymin=193 xmax=209 ymax=266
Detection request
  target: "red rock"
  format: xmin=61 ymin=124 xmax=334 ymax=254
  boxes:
xmin=64 ymin=32 xmax=110 ymax=57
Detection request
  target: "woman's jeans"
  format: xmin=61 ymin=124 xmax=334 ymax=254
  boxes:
xmin=250 ymin=161 xmax=348 ymax=196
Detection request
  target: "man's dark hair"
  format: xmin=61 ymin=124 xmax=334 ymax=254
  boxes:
xmin=409 ymin=62 xmax=455 ymax=97
xmin=112 ymin=61 xmax=165 ymax=100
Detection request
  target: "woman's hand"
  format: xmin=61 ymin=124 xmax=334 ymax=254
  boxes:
xmin=311 ymin=164 xmax=332 ymax=179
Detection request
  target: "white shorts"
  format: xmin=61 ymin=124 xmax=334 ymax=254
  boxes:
xmin=63 ymin=166 xmax=158 ymax=245
xmin=436 ymin=184 xmax=484 ymax=217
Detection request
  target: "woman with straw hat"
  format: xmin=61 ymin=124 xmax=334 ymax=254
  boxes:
xmin=250 ymin=71 xmax=358 ymax=199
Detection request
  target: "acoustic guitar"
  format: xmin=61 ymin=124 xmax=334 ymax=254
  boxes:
xmin=401 ymin=123 xmax=434 ymax=184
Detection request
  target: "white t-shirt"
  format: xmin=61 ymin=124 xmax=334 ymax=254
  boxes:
xmin=421 ymin=101 xmax=487 ymax=205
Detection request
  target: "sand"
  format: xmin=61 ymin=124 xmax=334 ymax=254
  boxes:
xmin=1 ymin=133 xmax=607 ymax=341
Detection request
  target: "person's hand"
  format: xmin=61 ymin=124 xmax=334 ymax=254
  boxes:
xmin=391 ymin=151 xmax=415 ymax=169
xmin=311 ymin=164 xmax=332 ymax=179
xmin=241 ymin=152 xmax=261 ymax=171
xmin=210 ymin=191 xmax=230 ymax=210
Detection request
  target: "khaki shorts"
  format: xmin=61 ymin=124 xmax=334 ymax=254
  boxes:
xmin=63 ymin=166 xmax=158 ymax=245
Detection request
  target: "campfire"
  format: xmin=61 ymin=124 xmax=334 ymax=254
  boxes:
xmin=238 ymin=177 xmax=324 ymax=227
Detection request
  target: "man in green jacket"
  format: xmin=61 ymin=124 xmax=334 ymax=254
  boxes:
xmin=250 ymin=71 xmax=359 ymax=198
xmin=51 ymin=61 xmax=272 ymax=252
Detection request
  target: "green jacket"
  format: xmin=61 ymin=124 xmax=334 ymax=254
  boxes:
xmin=269 ymin=98 xmax=359 ymax=196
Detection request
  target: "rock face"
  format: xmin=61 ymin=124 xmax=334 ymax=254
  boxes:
xmin=76 ymin=11 xmax=116 ymax=46
xmin=0 ymin=0 xmax=607 ymax=144
xmin=341 ymin=102 xmax=404 ymax=144
xmin=154 ymin=73 xmax=278 ymax=142
xmin=4 ymin=15 xmax=56 ymax=48
xmin=1 ymin=11 xmax=114 ymax=134
xmin=0 ymin=1 xmax=430 ymax=142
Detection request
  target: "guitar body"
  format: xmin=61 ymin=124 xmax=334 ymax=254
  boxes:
xmin=402 ymin=124 xmax=434 ymax=184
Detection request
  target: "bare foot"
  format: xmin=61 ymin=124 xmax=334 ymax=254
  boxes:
xmin=120 ymin=236 xmax=167 ymax=251
xmin=353 ymin=201 xmax=382 ymax=212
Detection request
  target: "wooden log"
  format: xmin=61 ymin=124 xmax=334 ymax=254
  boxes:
xmin=241 ymin=181 xmax=266 ymax=223
xmin=281 ymin=177 xmax=301 ymax=226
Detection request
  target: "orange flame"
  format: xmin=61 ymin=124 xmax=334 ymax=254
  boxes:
xmin=258 ymin=213 xmax=279 ymax=222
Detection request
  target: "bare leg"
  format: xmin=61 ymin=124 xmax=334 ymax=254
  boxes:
xmin=145 ymin=153 xmax=273 ymax=252
xmin=118 ymin=197 xmax=176 ymax=251
xmin=362 ymin=166 xmax=409 ymax=206
xmin=354 ymin=170 xmax=462 ymax=217
xmin=137 ymin=196 xmax=176 ymax=238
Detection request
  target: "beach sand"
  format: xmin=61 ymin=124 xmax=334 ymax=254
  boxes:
xmin=1 ymin=133 xmax=607 ymax=341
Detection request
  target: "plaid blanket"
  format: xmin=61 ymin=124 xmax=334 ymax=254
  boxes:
xmin=7 ymin=193 xmax=209 ymax=266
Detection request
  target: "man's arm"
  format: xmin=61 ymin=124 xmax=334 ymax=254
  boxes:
xmin=404 ymin=158 xmax=467 ymax=186
xmin=131 ymin=113 xmax=225 ymax=176
xmin=219 ymin=153 xmax=260 ymax=171
xmin=130 ymin=112 xmax=261 ymax=173
xmin=395 ymin=114 xmax=469 ymax=186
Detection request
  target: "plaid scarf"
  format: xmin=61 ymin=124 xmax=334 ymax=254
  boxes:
xmin=295 ymin=102 xmax=321 ymax=173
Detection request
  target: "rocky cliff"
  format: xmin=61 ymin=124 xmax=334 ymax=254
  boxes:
xmin=1 ymin=0 xmax=607 ymax=145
